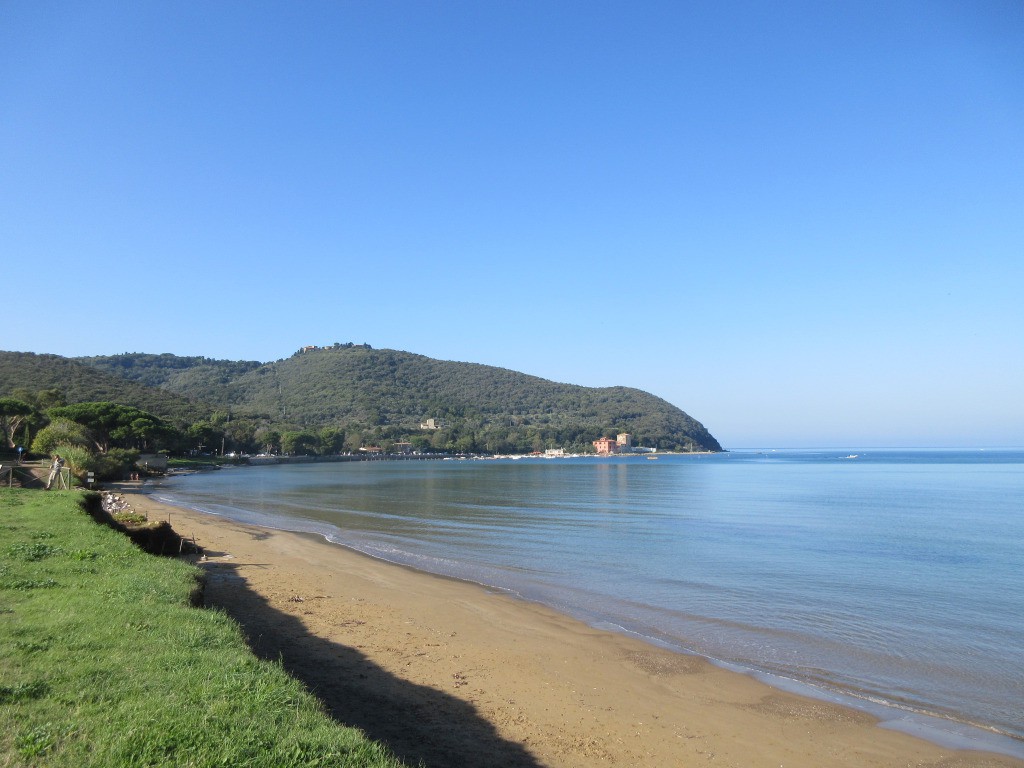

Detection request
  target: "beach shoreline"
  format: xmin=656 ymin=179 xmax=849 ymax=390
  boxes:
xmin=120 ymin=486 xmax=1023 ymax=767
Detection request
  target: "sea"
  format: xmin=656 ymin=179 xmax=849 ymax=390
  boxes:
xmin=151 ymin=448 xmax=1024 ymax=758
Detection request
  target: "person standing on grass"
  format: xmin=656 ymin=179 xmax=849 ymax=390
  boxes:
xmin=45 ymin=454 xmax=64 ymax=490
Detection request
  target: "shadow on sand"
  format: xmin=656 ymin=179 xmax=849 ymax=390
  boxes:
xmin=199 ymin=559 xmax=545 ymax=768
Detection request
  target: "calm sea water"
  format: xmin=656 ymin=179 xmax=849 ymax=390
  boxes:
xmin=152 ymin=449 xmax=1024 ymax=756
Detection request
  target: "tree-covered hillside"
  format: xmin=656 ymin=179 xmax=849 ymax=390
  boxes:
xmin=227 ymin=346 xmax=720 ymax=451
xmin=76 ymin=353 xmax=262 ymax=404
xmin=78 ymin=346 xmax=721 ymax=453
xmin=2 ymin=347 xmax=722 ymax=455
xmin=0 ymin=352 xmax=211 ymax=428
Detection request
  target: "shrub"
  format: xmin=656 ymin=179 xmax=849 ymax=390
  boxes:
xmin=50 ymin=445 xmax=93 ymax=484
xmin=31 ymin=419 xmax=92 ymax=455
xmin=38 ymin=446 xmax=141 ymax=483
xmin=92 ymin=448 xmax=140 ymax=481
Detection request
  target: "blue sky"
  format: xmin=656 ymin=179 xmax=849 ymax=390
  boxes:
xmin=3 ymin=1 xmax=1022 ymax=448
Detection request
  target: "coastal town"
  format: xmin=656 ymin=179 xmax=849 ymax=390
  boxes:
xmin=590 ymin=432 xmax=657 ymax=456
xmin=243 ymin=431 xmax=658 ymax=464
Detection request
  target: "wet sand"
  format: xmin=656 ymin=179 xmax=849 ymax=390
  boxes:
xmin=123 ymin=488 xmax=1022 ymax=768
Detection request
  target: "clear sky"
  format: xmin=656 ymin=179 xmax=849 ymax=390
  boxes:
xmin=3 ymin=1 xmax=1022 ymax=449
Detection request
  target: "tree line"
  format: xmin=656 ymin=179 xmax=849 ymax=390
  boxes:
xmin=0 ymin=348 xmax=721 ymax=479
xmin=1 ymin=388 xmax=705 ymax=484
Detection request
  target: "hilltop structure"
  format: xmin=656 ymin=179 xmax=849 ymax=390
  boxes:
xmin=297 ymin=342 xmax=372 ymax=355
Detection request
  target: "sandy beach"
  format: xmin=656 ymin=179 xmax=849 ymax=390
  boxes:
xmin=120 ymin=487 xmax=1022 ymax=768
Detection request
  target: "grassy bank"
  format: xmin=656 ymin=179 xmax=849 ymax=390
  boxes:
xmin=0 ymin=490 xmax=406 ymax=768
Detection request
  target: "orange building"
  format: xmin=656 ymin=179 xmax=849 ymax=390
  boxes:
xmin=593 ymin=437 xmax=618 ymax=455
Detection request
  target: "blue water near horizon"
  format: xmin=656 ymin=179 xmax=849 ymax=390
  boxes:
xmin=151 ymin=448 xmax=1024 ymax=758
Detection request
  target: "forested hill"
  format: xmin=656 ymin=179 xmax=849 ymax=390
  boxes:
xmin=223 ymin=346 xmax=721 ymax=451
xmin=75 ymin=353 xmax=262 ymax=405
xmin=1 ymin=347 xmax=722 ymax=453
xmin=0 ymin=351 xmax=211 ymax=428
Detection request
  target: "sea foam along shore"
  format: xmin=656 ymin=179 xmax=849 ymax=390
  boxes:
xmin=130 ymin=488 xmax=1024 ymax=768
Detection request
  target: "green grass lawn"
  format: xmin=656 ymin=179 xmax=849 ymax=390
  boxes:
xmin=0 ymin=490 xmax=407 ymax=767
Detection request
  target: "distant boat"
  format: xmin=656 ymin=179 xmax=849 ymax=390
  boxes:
xmin=248 ymin=454 xmax=279 ymax=465
xmin=840 ymin=454 xmax=859 ymax=460
xmin=646 ymin=456 xmax=659 ymax=460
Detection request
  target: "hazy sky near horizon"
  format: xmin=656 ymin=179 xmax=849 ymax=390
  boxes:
xmin=3 ymin=1 xmax=1022 ymax=448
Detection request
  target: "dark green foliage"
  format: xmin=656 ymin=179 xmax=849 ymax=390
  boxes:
xmin=221 ymin=347 xmax=722 ymax=452
xmin=280 ymin=430 xmax=323 ymax=455
xmin=46 ymin=402 xmax=174 ymax=452
xmin=0 ymin=352 xmax=211 ymax=429
xmin=31 ymin=417 xmax=92 ymax=454
xmin=89 ymin=448 xmax=142 ymax=481
xmin=0 ymin=396 xmax=34 ymax=448
xmin=77 ymin=352 xmax=262 ymax=404
xmin=0 ymin=347 xmax=722 ymax=454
